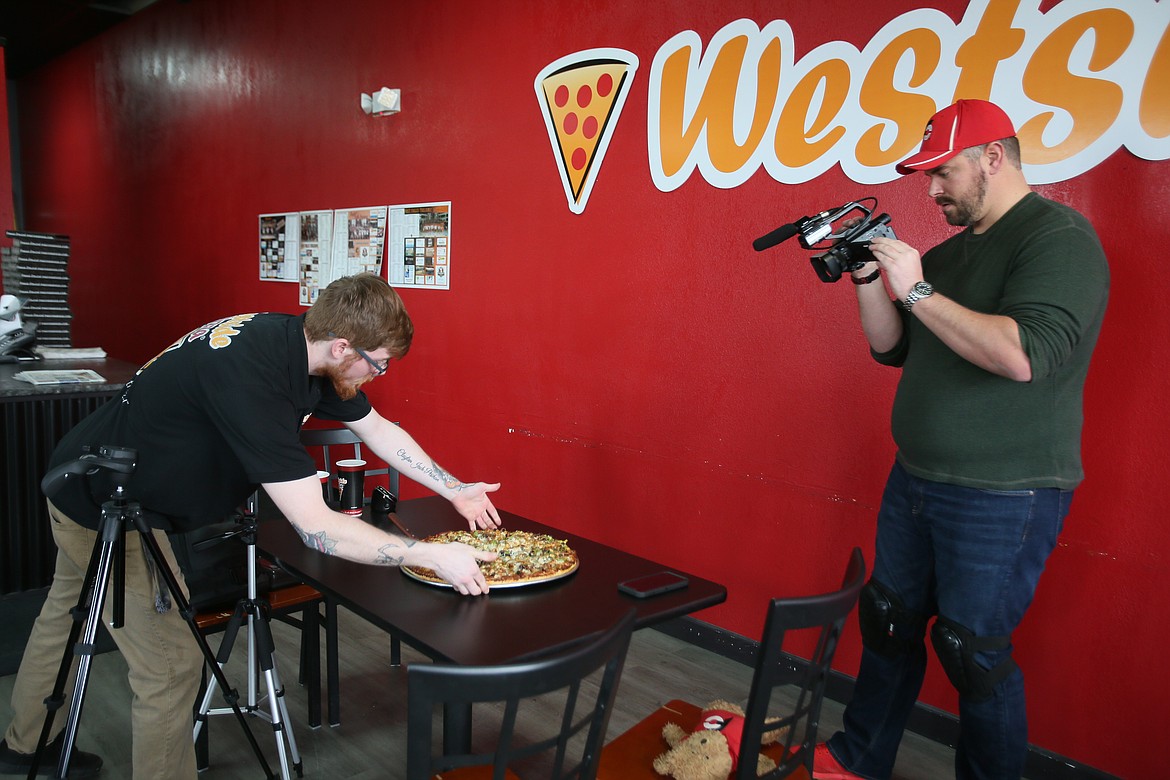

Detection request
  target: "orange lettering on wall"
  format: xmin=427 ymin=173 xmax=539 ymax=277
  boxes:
xmin=856 ymin=29 xmax=942 ymax=168
xmin=658 ymin=35 xmax=781 ymax=177
xmin=953 ymin=0 xmax=1026 ymax=100
xmin=775 ymin=58 xmax=849 ymax=168
xmin=1139 ymin=22 xmax=1170 ymax=139
xmin=648 ymin=4 xmax=1170 ymax=190
xmin=1019 ymin=9 xmax=1132 ymax=164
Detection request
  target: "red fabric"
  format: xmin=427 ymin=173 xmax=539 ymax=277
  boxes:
xmin=692 ymin=708 xmax=745 ymax=771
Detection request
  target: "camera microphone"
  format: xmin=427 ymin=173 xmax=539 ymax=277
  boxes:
xmin=752 ymin=220 xmax=806 ymax=252
xmin=753 ymin=203 xmax=853 ymax=252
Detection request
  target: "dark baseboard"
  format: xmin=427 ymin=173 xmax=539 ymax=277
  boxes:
xmin=653 ymin=616 xmax=1116 ymax=780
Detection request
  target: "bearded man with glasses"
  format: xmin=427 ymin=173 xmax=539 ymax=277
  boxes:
xmin=0 ymin=273 xmax=501 ymax=780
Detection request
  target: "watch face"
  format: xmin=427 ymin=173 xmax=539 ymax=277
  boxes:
xmin=913 ymin=281 xmax=933 ymax=295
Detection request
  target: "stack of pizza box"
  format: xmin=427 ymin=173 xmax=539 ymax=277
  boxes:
xmin=2 ymin=230 xmax=73 ymax=348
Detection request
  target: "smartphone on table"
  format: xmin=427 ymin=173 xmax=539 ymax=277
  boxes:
xmin=618 ymin=571 xmax=689 ymax=598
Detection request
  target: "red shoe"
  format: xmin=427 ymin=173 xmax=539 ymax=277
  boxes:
xmin=813 ymin=743 xmax=866 ymax=780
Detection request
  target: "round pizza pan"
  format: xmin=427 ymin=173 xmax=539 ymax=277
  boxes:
xmin=401 ymin=559 xmax=579 ymax=589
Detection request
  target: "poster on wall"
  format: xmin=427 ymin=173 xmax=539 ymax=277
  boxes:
xmin=258 ymin=213 xmax=300 ymax=282
xmin=387 ymin=202 xmax=450 ymax=290
xmin=297 ymin=209 xmax=334 ymax=306
xmin=294 ymin=206 xmax=389 ymax=306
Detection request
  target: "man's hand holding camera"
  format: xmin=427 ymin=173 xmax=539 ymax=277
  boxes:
xmin=863 ymin=236 xmax=923 ymax=302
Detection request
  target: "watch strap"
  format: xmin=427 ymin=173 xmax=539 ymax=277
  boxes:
xmin=904 ymin=281 xmax=934 ymax=309
xmin=851 ymin=268 xmax=882 ymax=285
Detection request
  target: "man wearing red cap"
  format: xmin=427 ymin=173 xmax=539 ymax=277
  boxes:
xmin=815 ymin=100 xmax=1110 ymax=779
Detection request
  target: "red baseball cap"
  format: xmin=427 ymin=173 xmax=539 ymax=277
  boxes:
xmin=895 ymin=99 xmax=1017 ymax=175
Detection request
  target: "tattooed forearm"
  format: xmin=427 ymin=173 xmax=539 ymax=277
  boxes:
xmin=374 ymin=544 xmax=406 ymax=566
xmin=294 ymin=525 xmax=339 ymax=555
xmin=396 ymin=448 xmax=468 ymax=491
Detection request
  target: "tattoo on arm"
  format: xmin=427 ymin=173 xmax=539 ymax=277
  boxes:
xmin=396 ymin=448 xmax=468 ymax=491
xmin=374 ymin=544 xmax=405 ymax=566
xmin=294 ymin=525 xmax=338 ymax=556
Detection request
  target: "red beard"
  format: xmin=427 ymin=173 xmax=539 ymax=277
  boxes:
xmin=324 ymin=358 xmax=368 ymax=400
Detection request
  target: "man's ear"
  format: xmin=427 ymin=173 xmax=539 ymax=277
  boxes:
xmin=329 ymin=337 xmax=350 ymax=360
xmin=984 ymin=140 xmax=1008 ymax=174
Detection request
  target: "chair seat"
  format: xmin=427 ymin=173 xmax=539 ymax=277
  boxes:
xmin=194 ymin=583 xmax=323 ymax=630
xmin=597 ymin=699 xmax=808 ymax=780
xmin=431 ymin=769 xmax=521 ymax=780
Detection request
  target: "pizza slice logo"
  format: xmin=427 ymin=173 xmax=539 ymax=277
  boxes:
xmin=535 ymin=48 xmax=638 ymax=215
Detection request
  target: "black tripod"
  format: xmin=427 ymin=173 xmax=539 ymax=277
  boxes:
xmin=32 ymin=446 xmax=277 ymax=779
xmin=193 ymin=496 xmax=303 ymax=779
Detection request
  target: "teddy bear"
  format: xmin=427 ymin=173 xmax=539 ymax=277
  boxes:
xmin=652 ymin=699 xmax=789 ymax=780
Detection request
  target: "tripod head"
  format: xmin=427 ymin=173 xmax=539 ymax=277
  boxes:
xmin=192 ymin=502 xmax=259 ymax=553
xmin=41 ymin=445 xmax=138 ymax=499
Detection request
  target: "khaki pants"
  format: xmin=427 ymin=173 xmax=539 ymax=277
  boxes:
xmin=4 ymin=501 xmax=201 ymax=779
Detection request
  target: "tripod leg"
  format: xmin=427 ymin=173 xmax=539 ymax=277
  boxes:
xmin=250 ymin=610 xmax=303 ymax=779
xmin=26 ymin=519 xmax=105 ymax=776
xmin=193 ymin=666 xmax=211 ymax=771
xmin=45 ymin=509 xmax=128 ymax=780
xmin=192 ymin=601 xmax=250 ymax=750
xmin=133 ymin=521 xmax=277 ymax=779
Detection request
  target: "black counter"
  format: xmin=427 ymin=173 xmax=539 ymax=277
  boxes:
xmin=0 ymin=357 xmax=139 ymax=398
xmin=1 ymin=357 xmax=141 ymax=594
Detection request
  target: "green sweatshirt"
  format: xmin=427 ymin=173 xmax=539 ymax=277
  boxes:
xmin=874 ymin=192 xmax=1110 ymax=490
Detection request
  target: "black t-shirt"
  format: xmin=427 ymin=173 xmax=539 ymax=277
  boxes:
xmin=48 ymin=313 xmax=371 ymax=532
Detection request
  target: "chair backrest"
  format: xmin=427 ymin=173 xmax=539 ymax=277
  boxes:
xmin=736 ymin=547 xmax=866 ymax=780
xmin=299 ymin=425 xmax=398 ymax=498
xmin=406 ymin=609 xmax=637 ymax=780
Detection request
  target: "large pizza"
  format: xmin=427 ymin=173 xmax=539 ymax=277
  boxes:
xmin=402 ymin=529 xmax=579 ymax=588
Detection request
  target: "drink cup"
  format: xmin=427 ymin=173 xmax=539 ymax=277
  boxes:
xmin=317 ymin=470 xmax=331 ymax=502
xmin=336 ymin=459 xmax=366 ymax=515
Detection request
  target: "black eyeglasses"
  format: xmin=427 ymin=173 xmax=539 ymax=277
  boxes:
xmin=353 ymin=345 xmax=389 ymax=375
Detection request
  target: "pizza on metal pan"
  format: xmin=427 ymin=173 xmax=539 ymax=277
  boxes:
xmin=401 ymin=529 xmax=579 ymax=587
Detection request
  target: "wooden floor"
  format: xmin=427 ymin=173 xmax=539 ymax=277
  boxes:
xmin=0 ymin=608 xmax=955 ymax=779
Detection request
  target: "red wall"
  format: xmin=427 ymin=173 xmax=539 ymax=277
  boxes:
xmin=10 ymin=1 xmax=1166 ymax=776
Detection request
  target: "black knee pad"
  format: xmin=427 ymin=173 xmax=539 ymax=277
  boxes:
xmin=930 ymin=616 xmax=1019 ymax=701
xmin=858 ymin=579 xmax=926 ymax=658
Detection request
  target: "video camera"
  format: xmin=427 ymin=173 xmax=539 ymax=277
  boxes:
xmin=752 ymin=198 xmax=895 ymax=283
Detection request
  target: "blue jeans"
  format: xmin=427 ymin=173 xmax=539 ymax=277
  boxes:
xmin=826 ymin=461 xmax=1071 ymax=780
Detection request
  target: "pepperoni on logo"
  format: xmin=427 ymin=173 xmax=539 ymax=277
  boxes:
xmin=535 ymin=48 xmax=639 ymax=214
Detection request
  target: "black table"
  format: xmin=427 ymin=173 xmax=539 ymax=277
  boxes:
xmin=257 ymin=496 xmax=726 ymax=748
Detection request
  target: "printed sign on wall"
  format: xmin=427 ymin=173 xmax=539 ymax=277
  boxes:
xmin=388 ymin=202 xmax=451 ymax=290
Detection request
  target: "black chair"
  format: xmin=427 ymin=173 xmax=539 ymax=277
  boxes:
xmin=406 ymin=609 xmax=636 ymax=780
xmin=298 ymin=424 xmax=399 ymax=499
xmin=598 ymin=548 xmax=866 ymax=780
xmin=297 ymin=424 xmax=401 ymax=726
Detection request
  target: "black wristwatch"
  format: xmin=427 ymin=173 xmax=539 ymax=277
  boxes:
xmin=904 ymin=281 xmax=934 ymax=309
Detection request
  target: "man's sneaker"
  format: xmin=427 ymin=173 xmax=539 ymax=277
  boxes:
xmin=813 ymin=743 xmax=865 ymax=780
xmin=0 ymin=735 xmax=103 ymax=778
